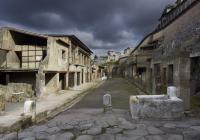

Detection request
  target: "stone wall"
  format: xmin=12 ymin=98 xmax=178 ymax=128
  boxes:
xmin=153 ymin=1 xmax=200 ymax=60
xmin=152 ymin=2 xmax=200 ymax=110
xmin=0 ymin=83 xmax=34 ymax=102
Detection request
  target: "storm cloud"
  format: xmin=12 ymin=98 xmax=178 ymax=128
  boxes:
xmin=0 ymin=0 xmax=175 ymax=55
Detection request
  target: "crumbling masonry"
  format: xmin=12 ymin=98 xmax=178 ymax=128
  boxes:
xmin=0 ymin=27 xmax=98 ymax=111
xmin=122 ymin=0 xmax=200 ymax=110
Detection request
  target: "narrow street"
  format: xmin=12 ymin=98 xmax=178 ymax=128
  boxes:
xmin=73 ymin=78 xmax=141 ymax=109
xmin=1 ymin=78 xmax=200 ymax=140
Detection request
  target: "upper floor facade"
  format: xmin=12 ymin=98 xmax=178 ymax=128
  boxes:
xmin=0 ymin=27 xmax=93 ymax=72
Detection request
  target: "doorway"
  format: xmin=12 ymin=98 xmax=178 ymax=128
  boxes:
xmin=190 ymin=57 xmax=200 ymax=95
xmin=59 ymin=73 xmax=66 ymax=90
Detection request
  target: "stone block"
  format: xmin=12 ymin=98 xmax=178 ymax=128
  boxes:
xmin=130 ymin=87 xmax=184 ymax=120
xmin=103 ymin=94 xmax=112 ymax=112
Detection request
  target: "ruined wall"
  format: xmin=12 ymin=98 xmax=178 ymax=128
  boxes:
xmin=0 ymin=83 xmax=34 ymax=102
xmin=0 ymin=30 xmax=21 ymax=68
xmin=1 ymin=29 xmax=15 ymax=50
xmin=158 ymin=1 xmax=200 ymax=59
xmin=9 ymin=72 xmax=36 ymax=89
xmin=151 ymin=2 xmax=200 ymax=110
xmin=43 ymin=37 xmax=69 ymax=72
xmin=6 ymin=51 xmax=20 ymax=68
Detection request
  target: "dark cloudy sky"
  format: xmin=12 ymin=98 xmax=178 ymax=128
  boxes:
xmin=0 ymin=0 xmax=175 ymax=55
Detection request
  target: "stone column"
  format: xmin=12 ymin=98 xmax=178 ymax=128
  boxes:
xmin=65 ymin=73 xmax=69 ymax=89
xmin=146 ymin=68 xmax=152 ymax=94
xmin=74 ymin=72 xmax=77 ymax=87
xmin=177 ymin=57 xmax=191 ymax=110
xmin=83 ymin=70 xmax=86 ymax=84
xmin=69 ymin=40 xmax=72 ymax=64
xmin=152 ymin=65 xmax=156 ymax=95
xmin=36 ymin=72 xmax=45 ymax=97
xmin=6 ymin=73 xmax=10 ymax=85
xmin=80 ymin=71 xmax=82 ymax=85
xmin=56 ymin=73 xmax=60 ymax=90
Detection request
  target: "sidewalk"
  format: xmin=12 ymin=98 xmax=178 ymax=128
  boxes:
xmin=0 ymin=80 xmax=104 ymax=133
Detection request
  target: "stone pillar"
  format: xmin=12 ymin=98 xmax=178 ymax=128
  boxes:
xmin=65 ymin=73 xmax=69 ymax=89
xmin=83 ymin=70 xmax=86 ymax=84
xmin=132 ymin=65 xmax=137 ymax=77
xmin=103 ymin=94 xmax=112 ymax=112
xmin=36 ymin=72 xmax=45 ymax=97
xmin=74 ymin=72 xmax=77 ymax=87
xmin=6 ymin=73 xmax=10 ymax=85
xmin=177 ymin=57 xmax=191 ymax=110
xmin=68 ymin=40 xmax=72 ymax=64
xmin=146 ymin=68 xmax=152 ymax=94
xmin=152 ymin=65 xmax=156 ymax=95
xmin=80 ymin=71 xmax=82 ymax=85
xmin=56 ymin=73 xmax=59 ymax=90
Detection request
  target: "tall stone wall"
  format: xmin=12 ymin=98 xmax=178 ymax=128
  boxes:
xmin=151 ymin=2 xmax=200 ymax=110
xmin=159 ymin=2 xmax=200 ymax=58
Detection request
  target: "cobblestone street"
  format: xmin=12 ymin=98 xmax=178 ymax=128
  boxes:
xmin=2 ymin=109 xmax=200 ymax=140
xmin=1 ymin=78 xmax=200 ymax=140
xmin=73 ymin=78 xmax=142 ymax=109
xmin=0 ymin=0 xmax=200 ymax=139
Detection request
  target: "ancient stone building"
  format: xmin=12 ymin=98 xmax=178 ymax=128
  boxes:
xmin=107 ymin=51 xmax=121 ymax=62
xmin=125 ymin=0 xmax=200 ymax=110
xmin=48 ymin=35 xmax=93 ymax=90
xmin=91 ymin=65 xmax=105 ymax=81
xmin=0 ymin=27 xmax=93 ymax=107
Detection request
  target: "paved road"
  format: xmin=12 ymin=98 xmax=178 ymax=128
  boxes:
xmin=2 ymin=78 xmax=200 ymax=140
xmin=73 ymin=78 xmax=141 ymax=109
xmin=2 ymin=109 xmax=200 ymax=140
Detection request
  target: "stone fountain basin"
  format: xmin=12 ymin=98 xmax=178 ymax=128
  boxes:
xmin=130 ymin=94 xmax=184 ymax=120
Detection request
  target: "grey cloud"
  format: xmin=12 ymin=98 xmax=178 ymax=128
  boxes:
xmin=0 ymin=0 xmax=175 ymax=54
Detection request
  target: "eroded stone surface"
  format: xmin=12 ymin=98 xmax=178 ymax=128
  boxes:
xmin=76 ymin=135 xmax=94 ymax=140
xmin=106 ymin=127 xmax=123 ymax=134
xmin=83 ymin=127 xmax=102 ymax=135
xmin=18 ymin=131 xmax=34 ymax=139
xmin=57 ymin=132 xmax=74 ymax=140
xmin=1 ymin=109 xmax=200 ymax=140
xmin=3 ymin=132 xmax=17 ymax=140
xmin=147 ymin=126 xmax=164 ymax=135
xmin=95 ymin=134 xmax=115 ymax=140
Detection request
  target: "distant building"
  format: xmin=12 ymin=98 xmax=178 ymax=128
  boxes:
xmin=123 ymin=47 xmax=133 ymax=56
xmin=107 ymin=51 xmax=121 ymax=62
xmin=94 ymin=56 xmax=108 ymax=65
